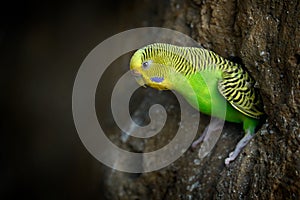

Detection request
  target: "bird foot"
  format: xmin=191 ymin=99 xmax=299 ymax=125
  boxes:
xmin=191 ymin=132 xmax=206 ymax=149
xmin=225 ymin=152 xmax=235 ymax=165
xmin=225 ymin=131 xmax=254 ymax=165
xmin=192 ymin=117 xmax=224 ymax=149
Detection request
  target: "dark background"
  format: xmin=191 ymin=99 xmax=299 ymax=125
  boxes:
xmin=1 ymin=1 xmax=167 ymax=199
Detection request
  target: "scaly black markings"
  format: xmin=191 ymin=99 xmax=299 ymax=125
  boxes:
xmin=140 ymin=43 xmax=264 ymax=119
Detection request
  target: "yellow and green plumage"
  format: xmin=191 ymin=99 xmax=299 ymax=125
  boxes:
xmin=130 ymin=43 xmax=265 ymax=164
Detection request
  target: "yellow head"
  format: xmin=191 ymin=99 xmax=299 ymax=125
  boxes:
xmin=129 ymin=44 xmax=173 ymax=90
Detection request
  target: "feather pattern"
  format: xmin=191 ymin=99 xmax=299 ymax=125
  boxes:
xmin=141 ymin=43 xmax=264 ymax=119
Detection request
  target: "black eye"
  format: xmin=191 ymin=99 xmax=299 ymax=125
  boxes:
xmin=142 ymin=61 xmax=150 ymax=69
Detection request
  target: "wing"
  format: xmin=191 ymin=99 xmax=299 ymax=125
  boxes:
xmin=217 ymin=65 xmax=265 ymax=119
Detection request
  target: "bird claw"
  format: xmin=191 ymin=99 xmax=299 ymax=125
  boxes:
xmin=225 ymin=157 xmax=233 ymax=165
xmin=225 ymin=151 xmax=236 ymax=165
xmin=224 ymin=131 xmax=254 ymax=165
xmin=191 ymin=134 xmax=206 ymax=149
xmin=192 ymin=117 xmax=224 ymax=149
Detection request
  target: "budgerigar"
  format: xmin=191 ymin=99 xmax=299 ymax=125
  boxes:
xmin=129 ymin=43 xmax=265 ymax=165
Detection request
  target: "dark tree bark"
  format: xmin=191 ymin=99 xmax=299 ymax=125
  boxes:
xmin=165 ymin=0 xmax=300 ymax=199
xmin=104 ymin=0 xmax=300 ymax=199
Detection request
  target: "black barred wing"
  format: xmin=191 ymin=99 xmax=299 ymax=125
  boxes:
xmin=217 ymin=65 xmax=265 ymax=119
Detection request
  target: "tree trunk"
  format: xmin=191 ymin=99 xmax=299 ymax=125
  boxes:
xmin=105 ymin=0 xmax=300 ymax=199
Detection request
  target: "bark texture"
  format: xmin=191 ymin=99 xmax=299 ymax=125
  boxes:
xmin=171 ymin=0 xmax=300 ymax=199
xmin=104 ymin=0 xmax=300 ymax=199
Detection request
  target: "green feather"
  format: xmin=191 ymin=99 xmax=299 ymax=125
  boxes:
xmin=130 ymin=43 xmax=266 ymax=163
xmin=130 ymin=43 xmax=265 ymax=163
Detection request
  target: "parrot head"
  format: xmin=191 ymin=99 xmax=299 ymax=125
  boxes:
xmin=129 ymin=45 xmax=172 ymax=90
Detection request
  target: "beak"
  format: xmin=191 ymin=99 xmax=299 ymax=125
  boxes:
xmin=131 ymin=69 xmax=146 ymax=87
xmin=135 ymin=76 xmax=146 ymax=87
